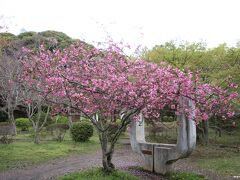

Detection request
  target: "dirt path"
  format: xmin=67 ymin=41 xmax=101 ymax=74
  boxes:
xmin=0 ymin=144 xmax=234 ymax=180
xmin=0 ymin=145 xmax=166 ymax=180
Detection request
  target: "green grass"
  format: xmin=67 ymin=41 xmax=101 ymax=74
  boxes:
xmin=192 ymin=130 xmax=240 ymax=176
xmin=197 ymin=155 xmax=240 ymax=176
xmin=167 ymin=172 xmax=206 ymax=180
xmin=208 ymin=128 xmax=240 ymax=145
xmin=0 ymin=131 xmax=100 ymax=171
xmin=59 ymin=168 xmax=139 ymax=180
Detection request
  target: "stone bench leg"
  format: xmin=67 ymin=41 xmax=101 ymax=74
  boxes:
xmin=154 ymin=147 xmax=175 ymax=174
xmin=139 ymin=143 xmax=154 ymax=172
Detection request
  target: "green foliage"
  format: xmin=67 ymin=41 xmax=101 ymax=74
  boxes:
xmin=59 ymin=168 xmax=139 ymax=180
xmin=162 ymin=116 xmax=174 ymax=122
xmin=167 ymin=172 xmax=206 ymax=180
xmin=54 ymin=115 xmax=68 ymax=124
xmin=47 ymin=123 xmax=69 ymax=130
xmin=39 ymin=30 xmax=73 ymax=49
xmin=32 ymin=112 xmax=53 ymax=126
xmin=70 ymin=122 xmax=94 ymax=142
xmin=17 ymin=31 xmax=42 ymax=49
xmin=143 ymin=41 xmax=240 ymax=90
xmin=80 ymin=117 xmax=91 ymax=123
xmin=0 ymin=32 xmax=16 ymax=41
xmin=143 ymin=41 xmax=240 ymax=140
xmin=17 ymin=31 xmax=37 ymax=39
xmin=16 ymin=118 xmax=31 ymax=131
xmin=17 ymin=31 xmax=74 ymax=50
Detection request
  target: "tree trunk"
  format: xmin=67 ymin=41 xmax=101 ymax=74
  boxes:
xmin=34 ymin=129 xmax=40 ymax=144
xmin=99 ymin=131 xmax=115 ymax=172
xmin=9 ymin=110 xmax=17 ymax=135
xmin=68 ymin=115 xmax=73 ymax=128
xmin=203 ymin=121 xmax=209 ymax=145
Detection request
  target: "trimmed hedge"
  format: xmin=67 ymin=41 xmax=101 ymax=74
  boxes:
xmin=54 ymin=115 xmax=68 ymax=124
xmin=16 ymin=118 xmax=31 ymax=131
xmin=70 ymin=122 xmax=93 ymax=142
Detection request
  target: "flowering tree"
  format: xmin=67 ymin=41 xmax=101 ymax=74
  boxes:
xmin=21 ymin=87 xmax=51 ymax=144
xmin=21 ymin=42 xmax=238 ymax=172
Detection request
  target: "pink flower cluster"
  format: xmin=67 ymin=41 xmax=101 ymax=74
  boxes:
xmin=20 ymin=42 xmax=238 ymax=122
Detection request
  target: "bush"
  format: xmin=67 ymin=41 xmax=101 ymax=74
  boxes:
xmin=54 ymin=115 xmax=68 ymax=124
xmin=16 ymin=118 xmax=31 ymax=131
xmin=70 ymin=122 xmax=93 ymax=142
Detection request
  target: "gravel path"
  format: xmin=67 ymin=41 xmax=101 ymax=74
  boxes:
xmin=0 ymin=144 xmax=234 ymax=180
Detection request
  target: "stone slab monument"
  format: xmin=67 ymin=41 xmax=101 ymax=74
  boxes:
xmin=129 ymin=98 xmax=196 ymax=174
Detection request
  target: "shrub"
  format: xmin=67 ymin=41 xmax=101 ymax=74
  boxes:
xmin=53 ymin=115 xmax=68 ymax=124
xmin=16 ymin=118 xmax=31 ymax=131
xmin=80 ymin=117 xmax=91 ymax=123
xmin=46 ymin=123 xmax=69 ymax=141
xmin=70 ymin=122 xmax=93 ymax=142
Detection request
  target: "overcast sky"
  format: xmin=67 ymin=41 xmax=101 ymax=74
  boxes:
xmin=1 ymin=0 xmax=240 ymax=49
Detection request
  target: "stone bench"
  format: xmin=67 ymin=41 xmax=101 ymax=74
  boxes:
xmin=129 ymin=99 xmax=196 ymax=174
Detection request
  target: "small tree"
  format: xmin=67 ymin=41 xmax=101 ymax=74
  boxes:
xmin=25 ymin=98 xmax=51 ymax=144
xmin=20 ymin=70 xmax=51 ymax=144
xmin=0 ymin=41 xmax=23 ymax=135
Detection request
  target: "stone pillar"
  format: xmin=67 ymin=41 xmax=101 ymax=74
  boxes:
xmin=129 ymin=114 xmax=145 ymax=154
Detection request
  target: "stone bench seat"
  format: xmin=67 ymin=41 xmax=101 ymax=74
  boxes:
xmin=130 ymin=98 xmax=196 ymax=174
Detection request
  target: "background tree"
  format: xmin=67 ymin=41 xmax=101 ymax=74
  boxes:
xmin=143 ymin=41 xmax=240 ymax=145
xmin=0 ymin=39 xmax=23 ymax=134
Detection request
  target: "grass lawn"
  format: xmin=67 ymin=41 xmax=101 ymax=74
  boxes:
xmin=193 ymin=129 xmax=240 ymax=176
xmin=0 ymin=131 xmax=100 ymax=171
xmin=196 ymin=154 xmax=240 ymax=176
xmin=59 ymin=168 xmax=139 ymax=180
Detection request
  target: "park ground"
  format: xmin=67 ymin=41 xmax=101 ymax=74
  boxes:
xmin=0 ymin=129 xmax=239 ymax=180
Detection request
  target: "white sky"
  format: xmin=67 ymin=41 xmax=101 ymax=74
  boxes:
xmin=1 ymin=0 xmax=240 ymax=49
